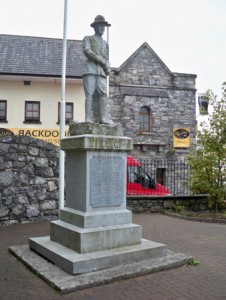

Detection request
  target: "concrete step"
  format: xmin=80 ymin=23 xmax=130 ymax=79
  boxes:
xmin=29 ymin=236 xmax=167 ymax=274
xmin=50 ymin=219 xmax=142 ymax=253
xmin=9 ymin=243 xmax=190 ymax=293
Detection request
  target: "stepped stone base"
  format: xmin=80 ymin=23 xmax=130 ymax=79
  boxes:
xmin=29 ymin=236 xmax=167 ymax=275
xmin=29 ymin=205 xmax=167 ymax=275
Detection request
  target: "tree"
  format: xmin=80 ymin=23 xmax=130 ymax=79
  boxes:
xmin=187 ymin=82 xmax=226 ymax=221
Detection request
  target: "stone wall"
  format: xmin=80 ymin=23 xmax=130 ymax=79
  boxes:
xmin=0 ymin=133 xmax=208 ymax=226
xmin=0 ymin=135 xmax=59 ymax=225
xmin=127 ymin=195 xmax=208 ymax=213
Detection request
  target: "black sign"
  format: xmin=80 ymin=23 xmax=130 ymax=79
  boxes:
xmin=0 ymin=128 xmax=14 ymax=137
xmin=174 ymin=128 xmax=190 ymax=139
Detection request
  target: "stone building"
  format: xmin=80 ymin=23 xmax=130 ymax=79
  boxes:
xmin=109 ymin=43 xmax=197 ymax=159
xmin=0 ymin=35 xmax=196 ymax=159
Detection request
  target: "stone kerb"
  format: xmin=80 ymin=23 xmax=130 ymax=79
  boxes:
xmin=127 ymin=195 xmax=208 ymax=213
xmin=0 ymin=135 xmax=59 ymax=226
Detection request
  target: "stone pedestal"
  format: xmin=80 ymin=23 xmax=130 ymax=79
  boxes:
xmin=29 ymin=128 xmax=167 ymax=275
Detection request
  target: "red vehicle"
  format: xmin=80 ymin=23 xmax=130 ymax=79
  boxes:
xmin=127 ymin=156 xmax=170 ymax=195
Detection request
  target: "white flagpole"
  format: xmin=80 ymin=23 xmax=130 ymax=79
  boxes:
xmin=106 ymin=24 xmax=111 ymax=97
xmin=59 ymin=0 xmax=68 ymax=211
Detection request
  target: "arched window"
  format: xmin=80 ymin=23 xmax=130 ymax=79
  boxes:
xmin=139 ymin=106 xmax=150 ymax=132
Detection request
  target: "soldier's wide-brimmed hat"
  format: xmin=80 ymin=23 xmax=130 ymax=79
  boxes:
xmin=90 ymin=15 xmax=111 ymax=27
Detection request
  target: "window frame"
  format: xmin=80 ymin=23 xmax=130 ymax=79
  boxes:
xmin=138 ymin=106 xmax=151 ymax=132
xmin=57 ymin=102 xmax=74 ymax=124
xmin=0 ymin=100 xmax=7 ymax=122
xmin=24 ymin=101 xmax=41 ymax=124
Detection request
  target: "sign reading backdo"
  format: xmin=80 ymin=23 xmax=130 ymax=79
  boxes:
xmin=173 ymin=128 xmax=190 ymax=148
xmin=0 ymin=128 xmax=70 ymax=146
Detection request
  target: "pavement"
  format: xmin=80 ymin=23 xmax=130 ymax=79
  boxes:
xmin=1 ymin=213 xmax=226 ymax=300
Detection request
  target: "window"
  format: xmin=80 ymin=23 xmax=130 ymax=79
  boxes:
xmin=58 ymin=102 xmax=73 ymax=124
xmin=156 ymin=168 xmax=165 ymax=186
xmin=139 ymin=106 xmax=150 ymax=131
xmin=24 ymin=101 xmax=41 ymax=123
xmin=0 ymin=100 xmax=7 ymax=122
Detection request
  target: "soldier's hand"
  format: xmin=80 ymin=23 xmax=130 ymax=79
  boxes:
xmin=105 ymin=67 xmax=111 ymax=76
xmin=99 ymin=57 xmax=106 ymax=66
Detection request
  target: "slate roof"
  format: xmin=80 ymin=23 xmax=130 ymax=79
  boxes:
xmin=0 ymin=35 xmax=196 ymax=80
xmin=0 ymin=35 xmax=85 ymax=78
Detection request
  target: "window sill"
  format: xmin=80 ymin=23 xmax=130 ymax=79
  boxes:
xmin=23 ymin=121 xmax=42 ymax=124
xmin=136 ymin=131 xmax=154 ymax=136
xmin=0 ymin=120 xmax=8 ymax=123
xmin=56 ymin=121 xmax=71 ymax=125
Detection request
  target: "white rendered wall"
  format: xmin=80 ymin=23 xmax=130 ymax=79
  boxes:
xmin=0 ymin=79 xmax=85 ymax=129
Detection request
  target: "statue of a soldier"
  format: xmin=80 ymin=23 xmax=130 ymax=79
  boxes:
xmin=82 ymin=15 xmax=113 ymax=125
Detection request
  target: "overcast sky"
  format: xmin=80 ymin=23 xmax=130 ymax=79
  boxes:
xmin=0 ymin=0 xmax=225 ymax=100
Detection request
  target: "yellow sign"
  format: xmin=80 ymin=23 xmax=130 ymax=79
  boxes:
xmin=173 ymin=128 xmax=190 ymax=148
xmin=0 ymin=127 xmax=70 ymax=146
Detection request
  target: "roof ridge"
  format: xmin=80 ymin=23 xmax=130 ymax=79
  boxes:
xmin=0 ymin=34 xmax=82 ymax=43
xmin=115 ymin=42 xmax=172 ymax=76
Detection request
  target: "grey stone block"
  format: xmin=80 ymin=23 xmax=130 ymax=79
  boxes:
xmin=49 ymin=220 xmax=142 ymax=253
xmin=69 ymin=121 xmax=123 ymax=136
xmin=64 ymin=151 xmax=127 ymax=213
xmin=59 ymin=207 xmax=132 ymax=228
xmin=60 ymin=135 xmax=133 ymax=152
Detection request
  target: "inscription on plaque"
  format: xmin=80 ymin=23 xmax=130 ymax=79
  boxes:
xmin=90 ymin=156 xmax=124 ymax=208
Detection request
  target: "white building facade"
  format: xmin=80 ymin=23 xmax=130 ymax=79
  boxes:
xmin=0 ymin=35 xmax=85 ymax=145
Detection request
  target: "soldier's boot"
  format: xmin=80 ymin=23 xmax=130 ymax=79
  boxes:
xmin=85 ymin=98 xmax=93 ymax=123
xmin=99 ymin=97 xmax=113 ymax=125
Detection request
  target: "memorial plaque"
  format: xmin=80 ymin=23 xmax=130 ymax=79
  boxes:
xmin=90 ymin=155 xmax=124 ymax=208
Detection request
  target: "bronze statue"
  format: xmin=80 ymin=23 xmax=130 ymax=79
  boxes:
xmin=82 ymin=15 xmax=113 ymax=124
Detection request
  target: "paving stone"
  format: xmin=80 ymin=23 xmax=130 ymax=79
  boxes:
xmin=1 ymin=214 xmax=226 ymax=299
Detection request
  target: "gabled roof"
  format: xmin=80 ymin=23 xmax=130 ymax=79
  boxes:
xmin=0 ymin=35 xmax=196 ymax=81
xmin=0 ymin=34 xmax=85 ymax=78
xmin=115 ymin=42 xmax=173 ymax=76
